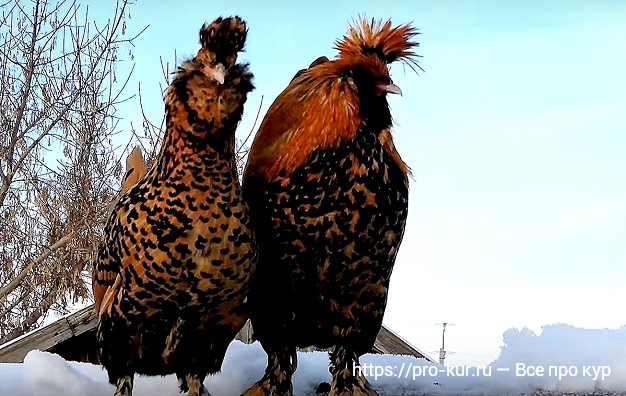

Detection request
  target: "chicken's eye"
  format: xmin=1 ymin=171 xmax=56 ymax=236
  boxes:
xmin=347 ymin=76 xmax=358 ymax=92
xmin=345 ymin=70 xmax=358 ymax=92
xmin=377 ymin=75 xmax=392 ymax=85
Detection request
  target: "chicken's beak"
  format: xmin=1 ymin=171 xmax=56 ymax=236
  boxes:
xmin=203 ymin=63 xmax=227 ymax=84
xmin=381 ymin=82 xmax=403 ymax=96
xmin=213 ymin=63 xmax=226 ymax=85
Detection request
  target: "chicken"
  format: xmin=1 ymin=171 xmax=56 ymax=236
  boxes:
xmin=240 ymin=17 xmax=420 ymax=396
xmin=91 ymin=16 xmax=257 ymax=396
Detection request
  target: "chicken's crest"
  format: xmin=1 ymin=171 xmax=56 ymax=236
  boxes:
xmin=199 ymin=16 xmax=248 ymax=73
xmin=335 ymin=15 xmax=422 ymax=72
xmin=177 ymin=16 xmax=248 ymax=86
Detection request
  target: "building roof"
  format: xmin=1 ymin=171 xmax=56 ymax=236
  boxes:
xmin=0 ymin=304 xmax=437 ymax=365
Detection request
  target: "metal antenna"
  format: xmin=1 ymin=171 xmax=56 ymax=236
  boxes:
xmin=435 ymin=323 xmax=455 ymax=365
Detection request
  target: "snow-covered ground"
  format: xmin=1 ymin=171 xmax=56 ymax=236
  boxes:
xmin=2 ymin=323 xmax=626 ymax=396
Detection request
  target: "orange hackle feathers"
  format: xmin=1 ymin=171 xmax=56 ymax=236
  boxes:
xmin=244 ymin=63 xmax=363 ymax=181
xmin=244 ymin=16 xmax=420 ymax=183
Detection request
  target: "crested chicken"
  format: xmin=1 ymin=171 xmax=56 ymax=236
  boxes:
xmin=241 ymin=17 xmax=420 ymax=396
xmin=91 ymin=16 xmax=257 ymax=396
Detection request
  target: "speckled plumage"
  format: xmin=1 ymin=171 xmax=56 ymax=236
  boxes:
xmin=241 ymin=16 xmax=420 ymax=396
xmin=91 ymin=16 xmax=257 ymax=396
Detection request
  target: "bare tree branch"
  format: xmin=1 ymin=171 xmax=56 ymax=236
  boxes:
xmin=0 ymin=231 xmax=74 ymax=302
xmin=0 ymin=0 xmax=146 ymax=342
xmin=0 ymin=283 xmax=57 ymax=344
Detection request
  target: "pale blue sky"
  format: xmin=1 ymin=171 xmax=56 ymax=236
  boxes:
xmin=88 ymin=0 xmax=626 ymax=367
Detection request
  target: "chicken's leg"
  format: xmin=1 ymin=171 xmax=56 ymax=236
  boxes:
xmin=171 ymin=330 xmax=230 ymax=396
xmin=112 ymin=375 xmax=134 ymax=396
xmin=97 ymin=313 xmax=137 ymax=396
xmin=240 ymin=348 xmax=297 ymax=396
xmin=327 ymin=346 xmax=378 ymax=396
xmin=178 ymin=373 xmax=211 ymax=396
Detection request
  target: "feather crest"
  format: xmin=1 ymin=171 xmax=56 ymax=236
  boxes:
xmin=335 ymin=15 xmax=422 ymax=72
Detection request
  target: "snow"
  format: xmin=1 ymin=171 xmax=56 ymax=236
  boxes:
xmin=2 ymin=323 xmax=626 ymax=396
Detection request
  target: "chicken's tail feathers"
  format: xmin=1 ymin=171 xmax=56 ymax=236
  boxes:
xmin=120 ymin=146 xmax=147 ymax=195
xmin=335 ymin=15 xmax=423 ymax=73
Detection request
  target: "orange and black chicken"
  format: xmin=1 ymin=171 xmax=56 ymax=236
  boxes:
xmin=92 ymin=16 xmax=257 ymax=396
xmin=241 ymin=17 xmax=420 ymax=396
